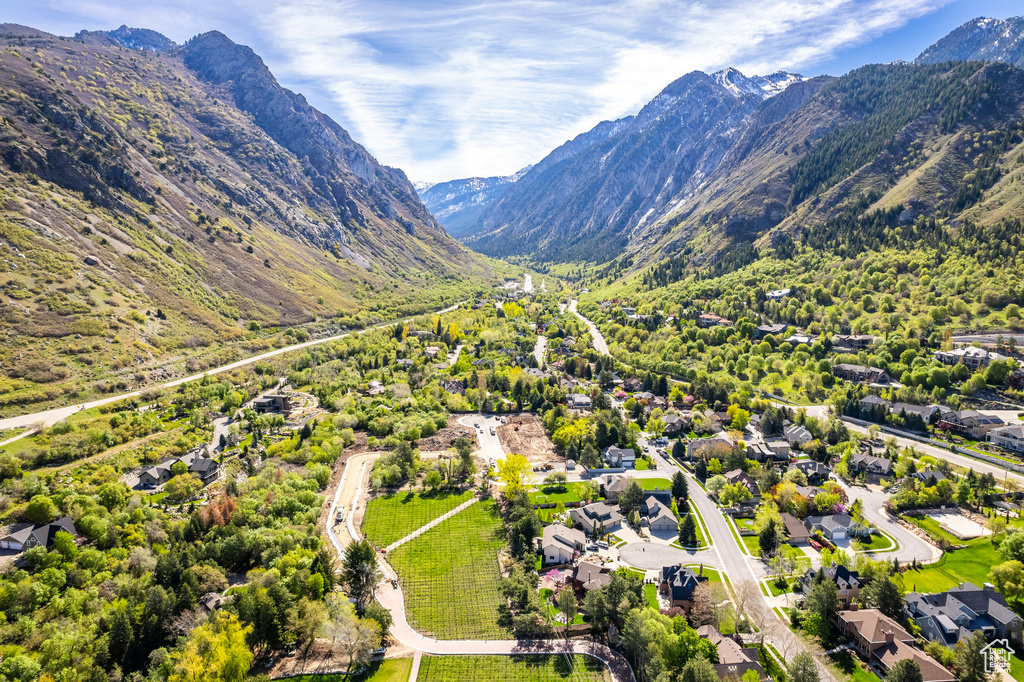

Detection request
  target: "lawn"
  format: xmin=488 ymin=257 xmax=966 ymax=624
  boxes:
xmin=644 ymin=583 xmax=659 ymax=608
xmin=830 ymin=650 xmax=880 ymax=682
xmin=362 ymin=489 xmax=474 ymax=547
xmin=766 ymin=577 xmax=796 ymax=597
xmin=387 ymin=499 xmax=510 ymax=639
xmin=639 ymin=478 xmax=673 ymax=491
xmin=528 ymin=485 xmax=602 ymax=505
xmin=635 ymin=459 xmax=651 ymax=470
xmin=418 ymin=655 xmax=606 ymax=681
xmin=284 ymin=658 xmax=413 ymax=682
xmin=685 ymin=565 xmax=723 ymax=586
xmin=853 ymin=531 xmax=896 ymax=552
xmin=903 ymin=536 xmax=1003 ymax=593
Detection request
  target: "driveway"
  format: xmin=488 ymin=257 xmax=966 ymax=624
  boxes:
xmin=619 ymin=542 xmax=719 ymax=571
xmin=457 ymin=413 xmax=505 ymax=464
xmin=835 ymin=481 xmax=942 ymax=564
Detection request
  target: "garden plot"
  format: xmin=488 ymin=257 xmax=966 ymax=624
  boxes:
xmin=418 ymin=655 xmax=606 ymax=681
xmin=927 ymin=512 xmax=990 ymax=539
xmin=362 ymin=489 xmax=474 ymax=547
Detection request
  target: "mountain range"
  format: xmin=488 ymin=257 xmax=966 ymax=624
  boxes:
xmin=0 ymin=23 xmax=498 ymax=410
xmin=424 ymin=16 xmax=1024 ymax=273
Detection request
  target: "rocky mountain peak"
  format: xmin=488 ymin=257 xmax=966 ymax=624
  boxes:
xmin=75 ymin=25 xmax=177 ymax=52
xmin=711 ymin=67 xmax=806 ymax=100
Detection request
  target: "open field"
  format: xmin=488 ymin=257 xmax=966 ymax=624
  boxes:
xmin=418 ymin=655 xmax=606 ymax=682
xmin=282 ymin=658 xmax=414 ymax=682
xmin=387 ymin=499 xmax=510 ymax=639
xmin=638 ymin=478 xmax=673 ymax=491
xmin=903 ymin=536 xmax=1002 ymax=592
xmin=902 ymin=515 xmax=961 ymax=545
xmin=926 ymin=512 xmax=990 ymax=540
xmin=362 ymin=489 xmax=474 ymax=547
xmin=497 ymin=413 xmax=559 ymax=466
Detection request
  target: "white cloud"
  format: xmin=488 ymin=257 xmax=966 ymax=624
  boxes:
xmin=10 ymin=0 xmax=955 ymax=181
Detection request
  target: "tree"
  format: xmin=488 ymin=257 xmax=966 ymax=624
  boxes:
xmin=806 ymin=579 xmax=840 ymax=625
xmin=706 ymin=475 xmax=727 ymax=497
xmin=720 ymin=482 xmax=753 ymax=506
xmin=884 ymin=659 xmax=923 ymax=682
xmin=999 ymin=531 xmax=1024 ymax=563
xmin=293 ymin=597 xmax=328 ymax=652
xmin=679 ymin=514 xmax=698 ymax=547
xmin=954 ymin=631 xmax=989 ymax=682
xmin=758 ymin=520 xmax=779 ymax=558
xmin=789 ymin=653 xmax=820 ymax=682
xmin=672 ymin=470 xmax=689 ymax=502
xmin=556 ymin=588 xmax=577 ymax=623
xmin=618 ymin=480 xmax=645 ymax=517
xmin=496 ymin=454 xmax=531 ymax=500
xmin=863 ymin=576 xmax=905 ymax=623
xmin=324 ymin=594 xmax=382 ymax=674
xmin=164 ymin=473 xmax=203 ymax=503
xmin=169 ymin=611 xmax=252 ymax=682
xmin=680 ymin=657 xmax=718 ymax=682
xmin=990 ymin=560 xmax=1024 ymax=602
xmin=424 ymin=469 xmax=443 ymax=491
xmin=24 ymin=495 xmax=58 ymax=524
xmin=340 ymin=540 xmax=382 ymax=610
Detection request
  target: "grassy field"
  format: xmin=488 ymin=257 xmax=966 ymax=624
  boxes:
xmin=903 ymin=536 xmax=1002 ymax=593
xmin=901 ymin=515 xmax=960 ymax=546
xmin=387 ymin=499 xmax=510 ymax=639
xmin=418 ymin=655 xmax=606 ymax=681
xmin=363 ymin=489 xmax=474 ymax=547
xmin=283 ymin=658 xmax=413 ymax=682
xmin=528 ymin=485 xmax=602 ymax=505
xmin=639 ymin=478 xmax=673 ymax=491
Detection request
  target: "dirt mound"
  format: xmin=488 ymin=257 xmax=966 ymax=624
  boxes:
xmin=497 ymin=413 xmax=560 ymax=465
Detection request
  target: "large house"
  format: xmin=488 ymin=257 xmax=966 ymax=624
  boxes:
xmin=801 ymin=562 xmax=861 ymax=606
xmin=567 ymin=393 xmax=592 ymax=410
xmin=766 ymin=288 xmax=791 ymax=301
xmin=572 ymin=561 xmax=612 ymax=591
xmin=698 ymin=625 xmax=765 ymax=680
xmin=659 ymin=565 xmax=708 ymax=612
xmin=698 ymin=313 xmax=731 ymax=328
xmin=833 ymin=334 xmax=879 ymax=350
xmin=641 ymin=495 xmax=678 ymax=533
xmin=603 ymin=446 xmax=636 ymax=468
xmin=539 ymin=524 xmax=585 ymax=564
xmin=724 ymin=469 xmax=760 ymax=498
xmin=782 ymin=513 xmax=811 ymax=545
xmin=754 ymin=323 xmax=787 ymax=339
xmin=252 ymin=393 xmax=292 ymax=414
xmin=746 ymin=442 xmax=789 ymax=465
xmin=906 ymin=583 xmax=1023 ymax=646
xmin=686 ymin=437 xmax=733 ymax=460
xmin=849 ymin=452 xmax=892 ymax=481
xmin=783 ymin=425 xmax=813 ymax=446
xmin=838 ymin=609 xmax=955 ymax=682
xmin=934 ymin=346 xmax=1007 ymax=370
xmin=139 ymin=449 xmax=220 ymax=488
xmin=805 ymin=514 xmax=853 ymax=540
xmin=569 ymin=501 xmax=623 ymax=533
xmin=890 ymin=403 xmax=942 ymax=425
xmin=601 ymin=474 xmax=634 ymax=502
xmin=989 ymin=424 xmax=1024 ymax=453
xmin=791 ymin=460 xmax=830 ymax=485
xmin=1 ymin=516 xmax=77 ymax=552
xmin=938 ymin=410 xmax=1005 ymax=439
xmin=662 ymin=414 xmax=688 ymax=436
xmin=833 ymin=364 xmax=891 ymax=385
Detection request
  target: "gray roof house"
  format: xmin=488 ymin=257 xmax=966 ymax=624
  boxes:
xmin=0 ymin=516 xmax=77 ymax=552
xmin=783 ymin=424 xmax=813 ymax=446
xmin=906 ymin=583 xmax=1023 ymax=646
xmin=641 ymin=495 xmax=678 ymax=532
xmin=603 ymin=446 xmax=636 ymax=468
xmin=569 ymin=501 xmax=623 ymax=533
xmin=805 ymin=513 xmax=853 ymax=540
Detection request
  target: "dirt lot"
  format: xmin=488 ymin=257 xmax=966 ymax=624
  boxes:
xmin=416 ymin=414 xmax=475 ymax=453
xmin=497 ymin=413 xmax=560 ymax=466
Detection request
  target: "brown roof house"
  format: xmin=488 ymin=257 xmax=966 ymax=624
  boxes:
xmin=782 ymin=513 xmax=811 ymax=545
xmin=838 ymin=609 xmax=954 ymax=682
xmin=698 ymin=625 xmax=765 ymax=681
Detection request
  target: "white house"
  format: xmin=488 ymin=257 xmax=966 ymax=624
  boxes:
xmin=767 ymin=288 xmax=791 ymax=301
xmin=989 ymin=424 xmax=1024 ymax=453
xmin=539 ymin=524 xmax=586 ymax=564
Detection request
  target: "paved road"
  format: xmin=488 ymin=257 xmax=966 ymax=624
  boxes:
xmin=457 ymin=413 xmax=506 ymax=465
xmin=524 ymin=274 xmax=534 ymax=293
xmin=568 ymin=299 xmax=609 ymax=355
xmin=447 ymin=343 xmax=466 ymax=368
xmin=532 ymin=336 xmax=548 ymax=366
xmin=835 ymin=482 xmax=941 ymax=564
xmin=0 ymin=302 xmax=465 ymax=432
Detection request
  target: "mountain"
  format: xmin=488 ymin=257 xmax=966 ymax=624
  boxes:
xmin=418 ymin=166 xmax=531 ymax=237
xmin=916 ymin=16 xmax=1024 ymax=68
xmin=75 ymin=24 xmax=177 ymax=52
xmin=464 ymin=68 xmax=794 ymax=262
xmin=0 ymin=24 xmax=496 ymax=412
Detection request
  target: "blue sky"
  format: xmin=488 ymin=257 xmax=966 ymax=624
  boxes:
xmin=7 ymin=0 xmax=1022 ymax=182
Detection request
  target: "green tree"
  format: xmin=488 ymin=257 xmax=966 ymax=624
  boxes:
xmin=954 ymin=631 xmax=989 ymax=682
xmin=24 ymin=495 xmax=58 ymax=524
xmin=720 ymin=482 xmax=753 ymax=506
xmin=618 ymin=480 xmax=645 ymax=517
xmin=990 ymin=560 xmax=1024 ymax=602
xmin=340 ymin=540 xmax=382 ymax=611
xmin=681 ymin=657 xmax=719 ymax=682
xmin=556 ymin=588 xmax=577 ymax=623
xmin=789 ymin=653 xmax=820 ymax=682
xmin=679 ymin=514 xmax=698 ymax=547
xmin=672 ymin=471 xmax=689 ymax=502
xmin=758 ymin=520 xmax=779 ymax=558
xmin=496 ymin=454 xmax=531 ymax=500
xmin=863 ymin=576 xmax=905 ymax=623
xmin=883 ymin=659 xmax=923 ymax=682
xmin=169 ymin=611 xmax=252 ymax=682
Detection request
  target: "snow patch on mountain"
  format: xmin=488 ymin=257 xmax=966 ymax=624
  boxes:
xmin=712 ymin=67 xmax=806 ymax=100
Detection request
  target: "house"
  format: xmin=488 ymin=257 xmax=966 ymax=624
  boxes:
xmin=805 ymin=514 xmax=852 ymax=540
xmin=906 ymin=582 xmax=1024 ymax=646
xmin=833 ymin=364 xmax=891 ymax=385
xmin=934 ymin=346 xmax=1007 ymax=369
xmin=801 ymin=562 xmax=861 ymax=606
xmin=603 ymin=446 xmax=636 ymax=468
xmin=252 ymin=393 xmax=292 ymax=414
xmin=601 ymin=474 xmax=634 ymax=502
xmin=200 ymin=592 xmax=227 ymax=613
xmin=724 ymin=469 xmax=760 ymax=498
xmin=396 ymin=358 xmax=414 ymax=368
xmin=440 ymin=379 xmax=465 ymax=395
xmin=569 ymin=501 xmax=623 ymax=533
xmin=782 ymin=513 xmax=811 ymax=545
xmin=187 ymin=455 xmax=220 ymax=483
xmin=754 ymin=323 xmax=787 ymax=339
xmin=765 ymin=439 xmax=791 ymax=460
xmin=850 ymin=452 xmax=893 ymax=481
xmin=990 ymin=424 xmax=1024 ymax=453
xmin=838 ymin=609 xmax=955 ymax=682
xmin=424 ymin=346 xmax=442 ymax=358
xmin=938 ymin=410 xmax=1005 ymax=439
xmin=746 ymin=441 xmax=789 ymax=464
xmin=662 ymin=414 xmax=688 ymax=436
xmin=833 ymin=334 xmax=879 ymax=350
xmin=573 ymin=561 xmax=612 ymax=591
xmin=910 ymin=467 xmax=948 ymax=486
xmin=139 ymin=461 xmax=175 ymax=488
xmin=783 ymin=425 xmax=813 ymax=446
xmin=791 ymin=460 xmax=830 ymax=485
xmin=623 ymin=377 xmax=643 ymax=392
xmin=698 ymin=625 xmax=765 ymax=681
xmin=567 ymin=393 xmax=592 ymax=410
xmin=698 ymin=313 xmax=731 ymax=328
xmin=367 ymin=380 xmax=386 ymax=396
xmin=641 ymin=495 xmax=678 ymax=532
xmin=795 ymin=485 xmax=824 ymax=503
xmin=686 ymin=437 xmax=733 ymax=460
xmin=786 ymin=334 xmax=814 ymax=346
xmin=659 ymin=564 xmax=708 ymax=612
xmin=859 ymin=395 xmax=891 ymax=409
xmin=767 ymin=288 xmax=791 ymax=301
xmin=539 ymin=524 xmax=585 ymax=564
xmin=0 ymin=516 xmax=77 ymax=552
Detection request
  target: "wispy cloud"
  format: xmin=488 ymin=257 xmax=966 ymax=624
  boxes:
xmin=10 ymin=0 xmax=955 ymax=180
